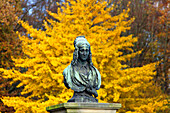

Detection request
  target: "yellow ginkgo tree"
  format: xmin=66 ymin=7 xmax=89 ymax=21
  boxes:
xmin=0 ymin=0 xmax=168 ymax=113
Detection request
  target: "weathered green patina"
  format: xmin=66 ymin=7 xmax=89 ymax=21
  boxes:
xmin=63 ymin=36 xmax=101 ymax=102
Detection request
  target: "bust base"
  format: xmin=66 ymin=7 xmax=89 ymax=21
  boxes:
xmin=68 ymin=92 xmax=98 ymax=102
xmin=46 ymin=102 xmax=121 ymax=113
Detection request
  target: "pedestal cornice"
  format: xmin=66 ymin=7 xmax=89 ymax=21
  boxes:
xmin=46 ymin=102 xmax=121 ymax=113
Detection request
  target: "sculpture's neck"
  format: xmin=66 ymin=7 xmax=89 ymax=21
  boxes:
xmin=78 ymin=59 xmax=87 ymax=66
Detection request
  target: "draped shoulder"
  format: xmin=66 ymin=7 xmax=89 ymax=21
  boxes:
xmin=63 ymin=64 xmax=72 ymax=89
xmin=92 ymin=66 xmax=101 ymax=90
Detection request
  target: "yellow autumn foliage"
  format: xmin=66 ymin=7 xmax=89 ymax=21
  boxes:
xmin=0 ymin=0 xmax=168 ymax=113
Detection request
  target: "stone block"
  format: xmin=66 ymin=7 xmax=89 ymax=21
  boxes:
xmin=46 ymin=102 xmax=121 ymax=113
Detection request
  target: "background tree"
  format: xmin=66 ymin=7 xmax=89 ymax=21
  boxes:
xmin=0 ymin=0 xmax=23 ymax=112
xmin=20 ymin=0 xmax=61 ymax=30
xmin=0 ymin=0 xmax=169 ymax=112
xmin=109 ymin=0 xmax=169 ymax=94
xmin=153 ymin=0 xmax=169 ymax=94
xmin=0 ymin=0 xmax=63 ymax=112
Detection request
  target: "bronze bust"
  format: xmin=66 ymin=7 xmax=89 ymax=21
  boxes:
xmin=63 ymin=36 xmax=101 ymax=102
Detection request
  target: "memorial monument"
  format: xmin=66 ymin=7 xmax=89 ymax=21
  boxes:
xmin=63 ymin=36 xmax=101 ymax=102
xmin=46 ymin=36 xmax=121 ymax=113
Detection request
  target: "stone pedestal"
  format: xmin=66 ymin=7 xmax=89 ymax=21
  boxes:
xmin=46 ymin=102 xmax=121 ymax=113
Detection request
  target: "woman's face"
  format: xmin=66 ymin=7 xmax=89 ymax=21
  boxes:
xmin=78 ymin=45 xmax=89 ymax=61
